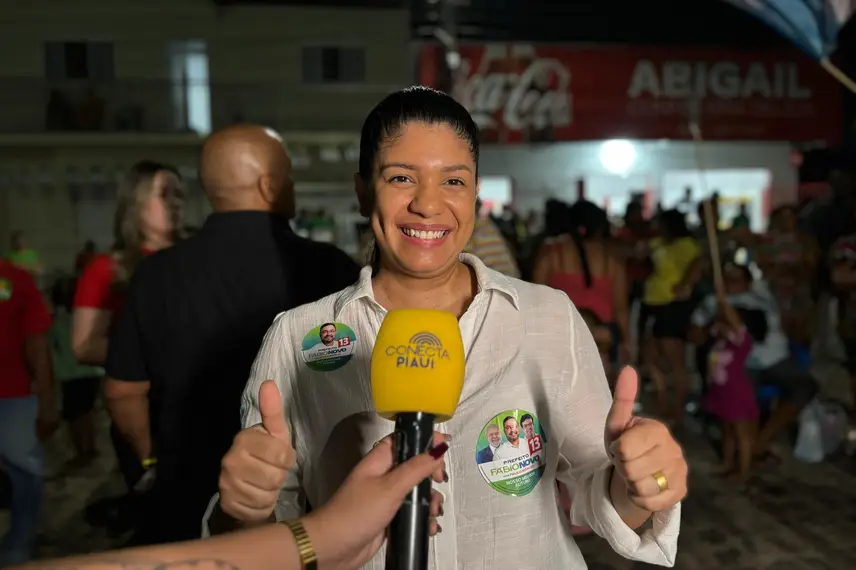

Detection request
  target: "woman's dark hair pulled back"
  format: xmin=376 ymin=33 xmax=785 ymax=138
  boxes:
xmin=358 ymin=85 xmax=479 ymax=182
xmin=567 ymin=200 xmax=609 ymax=288
xmin=358 ymin=86 xmax=480 ymax=271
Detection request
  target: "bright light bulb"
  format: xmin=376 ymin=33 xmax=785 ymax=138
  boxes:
xmin=599 ymin=139 xmax=637 ymax=176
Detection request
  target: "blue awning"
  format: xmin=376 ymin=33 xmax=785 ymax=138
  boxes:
xmin=724 ymin=0 xmax=855 ymax=60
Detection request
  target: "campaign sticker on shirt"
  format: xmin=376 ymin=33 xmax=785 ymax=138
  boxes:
xmin=300 ymin=322 xmax=357 ymax=372
xmin=0 ymin=278 xmax=12 ymax=301
xmin=476 ymin=409 xmax=547 ymax=497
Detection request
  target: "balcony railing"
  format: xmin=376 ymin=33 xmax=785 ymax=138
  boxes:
xmin=0 ymin=78 xmax=403 ymax=134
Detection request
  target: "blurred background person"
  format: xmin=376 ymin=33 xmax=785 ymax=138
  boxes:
xmin=70 ymin=160 xmax=184 ymax=535
xmin=700 ymin=280 xmax=768 ymax=484
xmin=0 ymin=258 xmax=56 ymax=566
xmin=640 ymin=209 xmax=700 ymax=425
xmin=49 ymin=277 xmax=103 ymax=471
xmin=103 ymin=125 xmax=361 ymax=545
xmin=5 ymin=231 xmax=43 ymax=281
xmin=533 ymin=199 xmax=629 ymax=369
xmin=758 ymin=205 xmax=818 ymax=358
xmin=830 ymin=233 xmax=856 ymax=414
xmin=464 ymin=199 xmax=520 ymax=277
xmin=72 ymin=161 xmax=184 ymax=367
xmin=615 ymin=200 xmax=656 ymax=363
xmin=690 ymin=262 xmax=819 ymax=464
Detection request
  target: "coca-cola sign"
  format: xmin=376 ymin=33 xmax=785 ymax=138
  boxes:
xmin=454 ymin=55 xmax=572 ymax=133
xmin=419 ymin=43 xmax=841 ymax=144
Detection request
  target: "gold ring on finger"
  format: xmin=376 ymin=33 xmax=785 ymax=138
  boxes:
xmin=653 ymin=470 xmax=668 ymax=494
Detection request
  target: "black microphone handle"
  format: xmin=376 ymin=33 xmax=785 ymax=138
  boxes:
xmin=385 ymin=411 xmax=436 ymax=570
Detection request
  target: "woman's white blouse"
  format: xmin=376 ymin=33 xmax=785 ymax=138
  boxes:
xmin=204 ymin=254 xmax=680 ymax=569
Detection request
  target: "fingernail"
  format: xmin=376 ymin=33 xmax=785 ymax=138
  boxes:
xmin=443 ymin=434 xmax=453 ymax=441
xmin=443 ymin=470 xmax=449 ymax=483
xmin=429 ymin=442 xmax=449 ymax=459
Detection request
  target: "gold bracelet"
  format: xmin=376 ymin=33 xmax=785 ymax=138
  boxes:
xmin=141 ymin=457 xmax=157 ymax=469
xmin=281 ymin=518 xmax=317 ymax=570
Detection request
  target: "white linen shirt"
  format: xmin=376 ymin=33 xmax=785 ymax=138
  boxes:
xmin=204 ymin=254 xmax=680 ymax=569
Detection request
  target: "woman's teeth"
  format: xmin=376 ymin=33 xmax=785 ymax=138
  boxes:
xmin=401 ymin=228 xmax=448 ymax=240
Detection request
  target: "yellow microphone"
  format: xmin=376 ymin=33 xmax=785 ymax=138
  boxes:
xmin=371 ymin=309 xmax=464 ymax=570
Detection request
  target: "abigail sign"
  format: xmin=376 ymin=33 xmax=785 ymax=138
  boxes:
xmin=418 ymin=44 xmax=842 ymax=144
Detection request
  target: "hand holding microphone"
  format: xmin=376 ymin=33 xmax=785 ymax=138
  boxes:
xmin=372 ymin=309 xmax=465 ymax=570
xmin=374 ymin=431 xmax=450 ymax=536
xmin=219 ymin=380 xmax=295 ymax=522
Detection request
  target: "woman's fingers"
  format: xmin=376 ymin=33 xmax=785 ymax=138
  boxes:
xmin=429 ymin=489 xmax=445 ymax=517
xmin=428 ymin=489 xmax=445 ymax=536
xmin=430 ymin=433 xmax=451 ymax=483
xmin=431 ymin=462 xmax=448 ymax=483
xmin=429 ymin=518 xmax=442 ymax=536
xmin=383 ymin=443 xmax=449 ymax=499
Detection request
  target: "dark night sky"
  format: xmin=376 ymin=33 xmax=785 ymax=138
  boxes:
xmin=217 ymin=0 xmax=854 ymax=53
xmin=412 ymin=0 xmax=787 ymax=46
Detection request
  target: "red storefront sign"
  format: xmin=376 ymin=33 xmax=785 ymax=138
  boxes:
xmin=418 ymin=44 xmax=842 ymax=144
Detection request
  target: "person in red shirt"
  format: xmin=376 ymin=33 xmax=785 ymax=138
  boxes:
xmin=72 ymin=160 xmax=184 ymax=366
xmin=71 ymin=160 xmax=184 ymax=506
xmin=0 ymin=259 xmax=57 ymax=565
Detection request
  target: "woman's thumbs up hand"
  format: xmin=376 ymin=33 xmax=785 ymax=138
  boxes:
xmin=219 ymin=380 xmax=295 ymax=523
xmin=605 ymin=368 xmax=688 ymax=515
xmin=258 ymin=380 xmax=292 ymax=441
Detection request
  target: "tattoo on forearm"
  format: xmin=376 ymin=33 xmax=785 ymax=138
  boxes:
xmin=35 ymin=560 xmax=240 ymax=570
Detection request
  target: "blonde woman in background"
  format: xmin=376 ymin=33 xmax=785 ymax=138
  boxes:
xmin=72 ymin=161 xmax=184 ymax=366
xmin=70 ymin=160 xmax=184 ymax=503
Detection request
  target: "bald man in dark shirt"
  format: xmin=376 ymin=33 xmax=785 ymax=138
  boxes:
xmin=105 ymin=125 xmax=360 ymax=545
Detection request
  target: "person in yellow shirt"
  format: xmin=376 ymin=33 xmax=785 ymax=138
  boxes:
xmin=641 ymin=209 xmax=701 ymax=425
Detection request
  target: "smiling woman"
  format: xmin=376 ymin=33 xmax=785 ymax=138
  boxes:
xmin=208 ymin=86 xmax=688 ymax=570
xmin=355 ymin=87 xmax=480 ymax=298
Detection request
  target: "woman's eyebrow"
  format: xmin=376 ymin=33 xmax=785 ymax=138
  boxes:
xmin=379 ymin=163 xmax=473 ymax=174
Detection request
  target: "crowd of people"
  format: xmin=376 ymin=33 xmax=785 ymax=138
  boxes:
xmin=483 ymin=185 xmax=856 ymax=433
xmin=466 ymin=185 xmax=855 ymax=530
xmin=0 ymin=85 xmax=854 ymax=569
